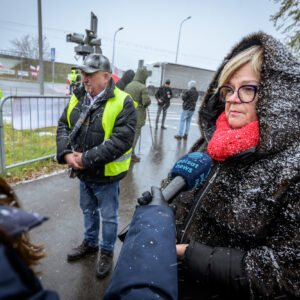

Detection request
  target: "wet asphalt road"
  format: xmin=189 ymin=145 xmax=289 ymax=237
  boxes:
xmin=14 ymin=99 xmax=202 ymax=300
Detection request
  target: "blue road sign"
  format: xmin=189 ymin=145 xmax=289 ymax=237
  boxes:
xmin=51 ymin=48 xmax=55 ymax=62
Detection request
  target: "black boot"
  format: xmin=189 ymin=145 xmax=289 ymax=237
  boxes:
xmin=96 ymin=250 xmax=113 ymax=279
xmin=131 ymin=154 xmax=141 ymax=163
xmin=67 ymin=240 xmax=98 ymax=262
xmin=174 ymin=135 xmax=182 ymax=140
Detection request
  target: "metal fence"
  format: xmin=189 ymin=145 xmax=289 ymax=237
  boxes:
xmin=0 ymin=95 xmax=69 ymax=174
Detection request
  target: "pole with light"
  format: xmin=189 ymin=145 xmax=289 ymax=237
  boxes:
xmin=112 ymin=27 xmax=124 ymax=67
xmin=175 ymin=16 xmax=191 ymax=63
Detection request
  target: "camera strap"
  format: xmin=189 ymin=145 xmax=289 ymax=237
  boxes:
xmin=68 ymin=95 xmax=94 ymax=150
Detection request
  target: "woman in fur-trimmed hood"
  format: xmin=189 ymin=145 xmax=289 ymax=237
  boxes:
xmin=174 ymin=32 xmax=300 ymax=299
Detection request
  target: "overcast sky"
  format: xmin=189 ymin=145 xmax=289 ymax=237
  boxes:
xmin=0 ymin=0 xmax=285 ymax=71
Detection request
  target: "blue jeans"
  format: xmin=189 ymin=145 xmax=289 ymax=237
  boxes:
xmin=79 ymin=180 xmax=120 ymax=252
xmin=178 ymin=110 xmax=194 ymax=136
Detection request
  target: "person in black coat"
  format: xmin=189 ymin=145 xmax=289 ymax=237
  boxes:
xmin=116 ymin=69 xmax=135 ymax=91
xmin=174 ymin=80 xmax=199 ymax=140
xmin=173 ymin=32 xmax=300 ymax=299
xmin=155 ymin=79 xmax=173 ymax=129
xmin=56 ymin=54 xmax=136 ymax=279
xmin=0 ymin=176 xmax=59 ymax=300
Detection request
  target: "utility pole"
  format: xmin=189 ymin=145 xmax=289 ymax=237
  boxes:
xmin=37 ymin=0 xmax=44 ymax=95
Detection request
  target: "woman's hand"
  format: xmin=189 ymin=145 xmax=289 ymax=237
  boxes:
xmin=176 ymin=244 xmax=189 ymax=257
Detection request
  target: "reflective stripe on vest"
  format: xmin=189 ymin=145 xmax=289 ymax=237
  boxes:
xmin=66 ymin=87 xmax=133 ymax=177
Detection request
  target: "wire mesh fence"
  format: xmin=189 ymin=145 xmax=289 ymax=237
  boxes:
xmin=0 ymin=95 xmax=69 ymax=174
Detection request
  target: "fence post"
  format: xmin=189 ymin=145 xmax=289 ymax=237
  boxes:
xmin=0 ymin=97 xmax=7 ymax=174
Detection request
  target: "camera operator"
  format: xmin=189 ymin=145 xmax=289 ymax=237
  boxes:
xmin=104 ymin=187 xmax=178 ymax=300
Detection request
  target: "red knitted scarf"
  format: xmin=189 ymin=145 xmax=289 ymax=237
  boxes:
xmin=207 ymin=112 xmax=259 ymax=161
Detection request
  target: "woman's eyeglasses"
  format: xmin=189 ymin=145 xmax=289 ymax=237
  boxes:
xmin=218 ymin=85 xmax=258 ymax=103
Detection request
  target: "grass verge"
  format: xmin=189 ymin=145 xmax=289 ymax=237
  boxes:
xmin=1 ymin=122 xmax=67 ymax=184
xmin=3 ymin=159 xmax=67 ymax=185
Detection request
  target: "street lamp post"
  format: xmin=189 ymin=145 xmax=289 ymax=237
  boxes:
xmin=112 ymin=27 xmax=124 ymax=67
xmin=175 ymin=16 xmax=191 ymax=63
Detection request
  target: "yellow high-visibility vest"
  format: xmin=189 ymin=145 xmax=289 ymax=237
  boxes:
xmin=66 ymin=87 xmax=133 ymax=176
xmin=70 ymin=70 xmax=77 ymax=84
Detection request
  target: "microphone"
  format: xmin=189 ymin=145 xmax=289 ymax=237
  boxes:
xmin=137 ymin=152 xmax=213 ymax=206
xmin=121 ymin=152 xmax=212 ymax=241
xmin=162 ymin=152 xmax=213 ymax=203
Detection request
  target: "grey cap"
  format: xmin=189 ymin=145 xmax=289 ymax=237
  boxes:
xmin=77 ymin=53 xmax=112 ymax=74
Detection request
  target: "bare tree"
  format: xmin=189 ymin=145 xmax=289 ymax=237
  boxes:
xmin=271 ymin=0 xmax=300 ymax=55
xmin=10 ymin=34 xmax=51 ymax=60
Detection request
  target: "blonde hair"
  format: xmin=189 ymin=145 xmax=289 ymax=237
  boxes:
xmin=218 ymin=45 xmax=263 ymax=88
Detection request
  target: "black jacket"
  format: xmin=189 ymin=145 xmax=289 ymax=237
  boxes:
xmin=174 ymin=32 xmax=300 ymax=299
xmin=182 ymin=87 xmax=199 ymax=111
xmin=0 ymin=243 xmax=59 ymax=300
xmin=116 ymin=70 xmax=135 ymax=91
xmin=56 ymin=79 xmax=137 ymax=183
xmin=155 ymin=85 xmax=173 ymax=108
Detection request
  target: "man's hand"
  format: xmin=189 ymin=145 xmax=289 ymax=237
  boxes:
xmin=176 ymin=244 xmax=189 ymax=258
xmin=64 ymin=152 xmax=84 ymax=170
xmin=73 ymin=151 xmax=84 ymax=169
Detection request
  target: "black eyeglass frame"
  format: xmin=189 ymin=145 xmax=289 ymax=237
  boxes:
xmin=218 ymin=84 xmax=259 ymax=103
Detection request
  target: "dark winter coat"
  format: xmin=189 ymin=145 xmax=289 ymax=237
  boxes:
xmin=56 ymin=79 xmax=137 ymax=183
xmin=0 ymin=243 xmax=59 ymax=300
xmin=155 ymin=85 xmax=173 ymax=109
xmin=116 ymin=69 xmax=135 ymax=91
xmin=125 ymin=67 xmax=151 ymax=128
xmin=182 ymin=87 xmax=199 ymax=111
xmin=104 ymin=205 xmax=178 ymax=300
xmin=174 ymin=32 xmax=300 ymax=299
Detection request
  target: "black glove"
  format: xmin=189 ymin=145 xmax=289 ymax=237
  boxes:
xmin=137 ymin=186 xmax=167 ymax=206
xmin=137 ymin=191 xmax=152 ymax=205
xmin=120 ymin=187 xmax=167 ymax=242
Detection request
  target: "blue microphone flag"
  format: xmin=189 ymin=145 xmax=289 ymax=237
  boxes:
xmin=171 ymin=152 xmax=213 ymax=190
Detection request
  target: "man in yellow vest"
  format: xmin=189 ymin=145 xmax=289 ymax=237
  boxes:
xmin=56 ymin=53 xmax=136 ymax=279
xmin=69 ymin=69 xmax=81 ymax=95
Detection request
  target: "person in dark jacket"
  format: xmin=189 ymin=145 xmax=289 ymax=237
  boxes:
xmin=125 ymin=67 xmax=151 ymax=162
xmin=104 ymin=187 xmax=178 ymax=300
xmin=0 ymin=176 xmax=59 ymax=300
xmin=171 ymin=32 xmax=299 ymax=299
xmin=56 ymin=53 xmax=136 ymax=279
xmin=174 ymin=80 xmax=199 ymax=140
xmin=116 ymin=69 xmax=135 ymax=91
xmin=155 ymin=79 xmax=173 ymax=129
